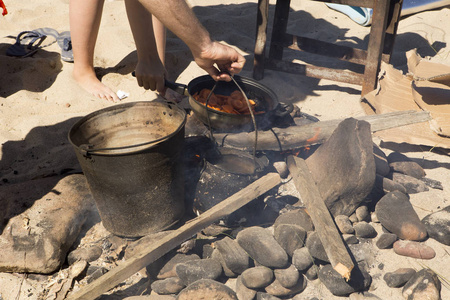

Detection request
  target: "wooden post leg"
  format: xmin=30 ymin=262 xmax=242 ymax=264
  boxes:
xmin=361 ymin=0 xmax=390 ymax=96
xmin=382 ymin=0 xmax=403 ymax=63
xmin=253 ymin=0 xmax=270 ymax=80
xmin=269 ymin=0 xmax=291 ymax=61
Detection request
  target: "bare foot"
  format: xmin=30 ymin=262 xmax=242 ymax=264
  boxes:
xmin=73 ymin=67 xmax=119 ymax=102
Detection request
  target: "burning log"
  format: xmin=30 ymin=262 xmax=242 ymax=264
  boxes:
xmin=66 ymin=172 xmax=281 ymax=300
xmin=214 ymin=110 xmax=431 ymax=151
xmin=287 ymin=156 xmax=354 ymax=280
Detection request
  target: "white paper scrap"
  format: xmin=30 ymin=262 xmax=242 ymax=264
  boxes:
xmin=117 ymin=90 xmax=129 ymax=100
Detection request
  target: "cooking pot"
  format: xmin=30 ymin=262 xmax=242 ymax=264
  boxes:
xmin=166 ymin=75 xmax=292 ymax=132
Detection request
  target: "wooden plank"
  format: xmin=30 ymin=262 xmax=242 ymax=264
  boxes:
xmin=67 ymin=172 xmax=282 ymax=300
xmin=286 ymin=156 xmax=354 ymax=280
xmin=214 ymin=110 xmax=431 ymax=151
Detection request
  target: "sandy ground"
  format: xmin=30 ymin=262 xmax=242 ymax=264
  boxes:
xmin=0 ymin=0 xmax=449 ymax=299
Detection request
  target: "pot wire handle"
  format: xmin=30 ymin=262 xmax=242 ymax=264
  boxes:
xmin=229 ymin=75 xmax=258 ymax=164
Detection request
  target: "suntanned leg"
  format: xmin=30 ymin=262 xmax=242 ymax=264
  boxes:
xmin=69 ymin=0 xmax=119 ymax=102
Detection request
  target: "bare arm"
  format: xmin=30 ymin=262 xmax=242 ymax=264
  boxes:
xmin=136 ymin=0 xmax=245 ymax=80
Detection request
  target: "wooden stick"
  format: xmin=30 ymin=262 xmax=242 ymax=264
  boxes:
xmin=214 ymin=110 xmax=431 ymax=151
xmin=286 ymin=156 xmax=354 ymax=280
xmin=67 ymin=172 xmax=282 ymax=300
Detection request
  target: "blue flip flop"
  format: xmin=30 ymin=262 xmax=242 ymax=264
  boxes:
xmin=6 ymin=31 xmax=48 ymax=58
xmin=57 ymin=31 xmax=73 ymax=63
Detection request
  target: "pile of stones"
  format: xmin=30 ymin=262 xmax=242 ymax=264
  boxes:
xmin=113 ymin=146 xmax=448 ymax=300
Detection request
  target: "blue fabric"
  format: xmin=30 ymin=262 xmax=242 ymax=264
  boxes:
xmin=326 ymin=0 xmax=450 ymax=26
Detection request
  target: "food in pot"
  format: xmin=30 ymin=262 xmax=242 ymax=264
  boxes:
xmin=192 ymin=89 xmax=263 ymax=115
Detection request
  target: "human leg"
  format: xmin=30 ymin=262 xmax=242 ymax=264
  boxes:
xmin=69 ymin=0 xmax=119 ymax=101
xmin=125 ymin=0 xmax=167 ymax=94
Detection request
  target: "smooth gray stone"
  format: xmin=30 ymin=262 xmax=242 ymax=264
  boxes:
xmin=273 ymin=224 xmax=306 ymax=257
xmin=273 ymin=208 xmax=314 ymax=232
xmin=305 ymin=264 xmax=319 ymax=281
xmin=335 ymin=215 xmax=355 ymax=234
xmin=274 ymin=264 xmax=299 ymax=289
xmin=383 ymin=268 xmax=416 ymax=288
xmin=373 ymin=145 xmax=390 ymax=177
xmin=256 ymin=292 xmax=281 ymax=300
xmin=402 ymin=269 xmax=441 ymax=300
xmin=176 ymin=279 xmax=237 ymax=300
xmin=175 ymin=258 xmax=223 ymax=286
xmin=353 ymin=221 xmax=377 ymax=238
xmin=375 ymin=233 xmax=397 ymax=249
xmin=355 ymin=206 xmax=370 ymax=222
xmin=67 ymin=245 xmax=102 ymax=265
xmin=342 ymin=234 xmax=359 ymax=245
xmin=157 ymin=253 xmax=201 ymax=279
xmin=390 ymin=172 xmax=429 ymax=194
xmin=349 ymin=291 xmax=382 ymax=299
xmin=236 ymin=226 xmax=289 ymax=269
xmin=241 ymin=266 xmax=274 ymax=289
xmin=375 ymin=174 xmax=407 ymax=195
xmin=211 ymin=249 xmax=237 ymax=278
xmin=264 ymin=275 xmax=307 ymax=297
xmin=305 ymin=231 xmax=329 ymax=263
xmin=375 ymin=191 xmax=427 ymax=241
xmin=236 ymin=275 xmax=256 ymax=300
xmin=422 ymin=205 xmax=450 ymax=246
xmin=388 ymin=158 xmax=426 ymax=179
xmin=318 ymin=264 xmax=371 ymax=296
xmin=292 ymin=247 xmax=314 ymax=271
xmin=151 ymin=277 xmax=185 ymax=295
xmin=215 ymin=236 xmax=250 ymax=275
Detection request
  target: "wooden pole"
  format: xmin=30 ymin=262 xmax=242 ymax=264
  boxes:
xmin=67 ymin=172 xmax=281 ymax=300
xmin=214 ymin=110 xmax=431 ymax=151
xmin=286 ymin=156 xmax=354 ymax=280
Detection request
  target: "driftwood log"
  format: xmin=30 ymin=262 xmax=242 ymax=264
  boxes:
xmin=287 ymin=155 xmax=354 ymax=280
xmin=67 ymin=172 xmax=281 ymax=300
xmin=214 ymin=110 xmax=431 ymax=151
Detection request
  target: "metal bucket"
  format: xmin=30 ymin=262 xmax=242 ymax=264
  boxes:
xmin=68 ymin=101 xmax=186 ymax=237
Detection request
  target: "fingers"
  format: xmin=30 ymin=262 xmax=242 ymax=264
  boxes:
xmin=135 ymin=73 xmax=165 ymax=92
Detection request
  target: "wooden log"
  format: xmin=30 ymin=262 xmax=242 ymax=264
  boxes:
xmin=214 ymin=110 xmax=431 ymax=151
xmin=286 ymin=156 xmax=354 ymax=280
xmin=66 ymin=172 xmax=282 ymax=300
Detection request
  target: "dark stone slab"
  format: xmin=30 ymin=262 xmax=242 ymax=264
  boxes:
xmin=305 ymin=118 xmax=376 ymax=216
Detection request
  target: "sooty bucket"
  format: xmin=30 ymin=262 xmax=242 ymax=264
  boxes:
xmin=68 ymin=101 xmax=186 ymax=237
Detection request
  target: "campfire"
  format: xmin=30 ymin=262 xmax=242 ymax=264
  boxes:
xmin=0 ymin=103 xmax=445 ymax=300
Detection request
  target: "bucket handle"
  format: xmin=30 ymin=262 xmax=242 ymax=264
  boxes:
xmin=78 ymin=135 xmax=169 ymax=157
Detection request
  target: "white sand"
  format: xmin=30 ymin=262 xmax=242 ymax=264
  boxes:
xmin=1 ymin=0 xmax=449 ymax=299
